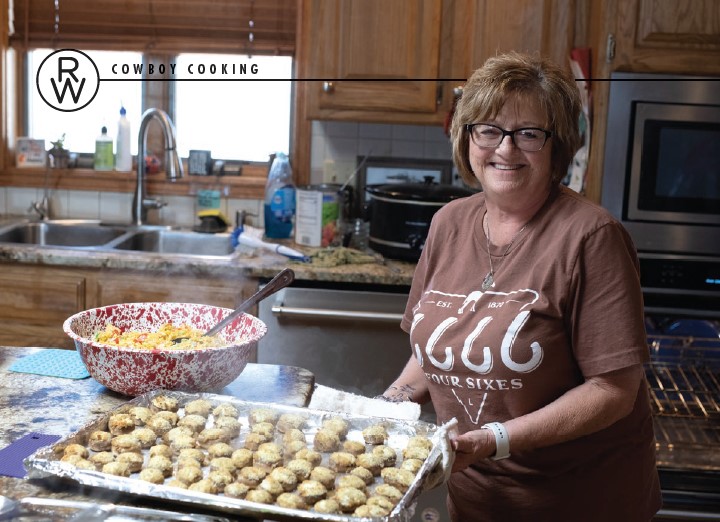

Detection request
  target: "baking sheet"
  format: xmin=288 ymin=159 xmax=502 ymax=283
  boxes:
xmin=25 ymin=390 xmax=448 ymax=522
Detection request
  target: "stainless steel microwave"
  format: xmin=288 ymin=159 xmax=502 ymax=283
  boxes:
xmin=602 ymin=72 xmax=720 ymax=316
xmin=602 ymin=72 xmax=720 ymax=257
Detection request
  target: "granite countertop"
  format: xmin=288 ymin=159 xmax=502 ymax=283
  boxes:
xmin=240 ymin=248 xmax=415 ymax=286
xmin=0 ymin=346 xmax=314 ymax=518
xmin=0 ymin=221 xmax=416 ymax=286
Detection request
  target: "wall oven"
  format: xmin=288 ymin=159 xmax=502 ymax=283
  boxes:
xmin=602 ymin=72 xmax=720 ymax=519
xmin=602 ymin=72 xmax=720 ymax=318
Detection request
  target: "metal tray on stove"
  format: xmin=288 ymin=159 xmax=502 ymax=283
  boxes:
xmin=24 ymin=390 xmax=448 ymax=522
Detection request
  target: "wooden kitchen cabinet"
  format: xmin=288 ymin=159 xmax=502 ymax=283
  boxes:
xmin=299 ymin=0 xmax=447 ymax=124
xmin=446 ymin=0 xmax=579 ymax=78
xmin=298 ymin=0 xmax=583 ymax=125
xmin=90 ymin=271 xmax=244 ymax=309
xmin=0 ymin=265 xmax=86 ymax=348
xmin=609 ymin=0 xmax=720 ymax=75
xmin=0 ymin=263 xmax=259 ymax=350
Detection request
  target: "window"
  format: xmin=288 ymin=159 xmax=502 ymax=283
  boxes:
xmin=27 ymin=49 xmax=143 ymax=155
xmin=26 ymin=50 xmax=293 ymax=163
xmin=173 ymin=54 xmax=293 ymax=161
xmin=13 ymin=0 xmax=297 ymax=172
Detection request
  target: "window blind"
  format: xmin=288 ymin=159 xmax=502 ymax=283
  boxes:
xmin=10 ymin=0 xmax=296 ymax=55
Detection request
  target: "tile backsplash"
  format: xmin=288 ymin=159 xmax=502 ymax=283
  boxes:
xmin=310 ymin=121 xmax=453 ymax=185
xmin=0 ymin=186 xmax=262 ymax=229
xmin=0 ymin=121 xmax=452 ymax=228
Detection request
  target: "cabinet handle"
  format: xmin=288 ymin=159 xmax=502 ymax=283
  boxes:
xmin=322 ymin=81 xmax=335 ymax=93
xmin=271 ymin=304 xmax=403 ymax=322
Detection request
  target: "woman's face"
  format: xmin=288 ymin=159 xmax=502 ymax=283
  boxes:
xmin=468 ymin=93 xmax=553 ymax=207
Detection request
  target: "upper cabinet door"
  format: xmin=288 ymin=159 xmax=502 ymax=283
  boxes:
xmin=450 ymin=0 xmax=576 ymax=76
xmin=611 ymin=0 xmax=720 ymax=74
xmin=300 ymin=0 xmax=444 ymax=121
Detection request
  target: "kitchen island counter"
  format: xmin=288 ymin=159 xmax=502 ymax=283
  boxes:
xmin=0 ymin=346 xmax=314 ymax=519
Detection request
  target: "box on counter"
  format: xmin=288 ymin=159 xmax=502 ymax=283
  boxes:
xmin=16 ymin=137 xmax=47 ymax=168
xmin=295 ymin=186 xmax=340 ymax=247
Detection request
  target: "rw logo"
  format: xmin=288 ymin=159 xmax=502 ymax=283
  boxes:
xmin=36 ymin=49 xmax=100 ymax=112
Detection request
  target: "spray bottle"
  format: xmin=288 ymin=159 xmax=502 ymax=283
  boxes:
xmin=115 ymin=105 xmax=132 ymax=171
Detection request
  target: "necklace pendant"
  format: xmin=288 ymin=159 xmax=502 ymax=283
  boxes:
xmin=482 ymin=271 xmax=494 ymax=291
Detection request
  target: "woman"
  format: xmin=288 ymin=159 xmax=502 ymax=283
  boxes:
xmin=378 ymin=52 xmax=661 ymax=521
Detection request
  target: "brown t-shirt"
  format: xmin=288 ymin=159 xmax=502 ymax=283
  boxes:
xmin=401 ymin=186 xmax=661 ymax=521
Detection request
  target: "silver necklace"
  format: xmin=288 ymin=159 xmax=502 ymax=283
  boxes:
xmin=482 ymin=212 xmax=527 ymax=291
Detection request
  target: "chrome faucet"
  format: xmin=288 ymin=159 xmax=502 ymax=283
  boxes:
xmin=30 ymin=162 xmax=54 ymax=220
xmin=132 ymin=108 xmax=184 ymax=226
xmin=29 ymin=196 xmax=50 ymax=220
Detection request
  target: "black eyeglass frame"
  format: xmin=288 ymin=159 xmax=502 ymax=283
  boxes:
xmin=465 ymin=123 xmax=553 ymax=151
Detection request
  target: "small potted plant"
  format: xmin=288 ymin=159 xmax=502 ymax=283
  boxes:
xmin=48 ymin=134 xmax=69 ymax=168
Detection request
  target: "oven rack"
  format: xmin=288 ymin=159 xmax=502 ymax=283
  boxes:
xmin=645 ymin=335 xmax=720 ymax=469
xmin=646 ymin=362 xmax=720 ymax=420
xmin=647 ymin=333 xmax=720 ymax=363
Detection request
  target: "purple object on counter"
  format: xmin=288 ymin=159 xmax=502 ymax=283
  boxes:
xmin=0 ymin=433 xmax=61 ymax=478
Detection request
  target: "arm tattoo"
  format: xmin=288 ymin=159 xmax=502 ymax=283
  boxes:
xmin=378 ymin=384 xmax=416 ymax=403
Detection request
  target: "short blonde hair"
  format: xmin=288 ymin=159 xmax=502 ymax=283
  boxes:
xmin=450 ymin=51 xmax=582 ymax=187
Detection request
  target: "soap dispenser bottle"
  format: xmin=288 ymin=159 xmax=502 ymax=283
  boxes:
xmin=115 ymin=106 xmax=132 ymax=171
xmin=94 ymin=126 xmax=114 ymax=171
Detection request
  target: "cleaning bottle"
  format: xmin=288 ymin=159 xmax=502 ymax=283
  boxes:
xmin=94 ymin=126 xmax=114 ymax=171
xmin=264 ymin=152 xmax=296 ymax=238
xmin=115 ymin=106 xmax=132 ymax=171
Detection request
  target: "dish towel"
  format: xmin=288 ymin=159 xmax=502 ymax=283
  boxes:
xmin=424 ymin=417 xmax=458 ymax=490
xmin=308 ymin=384 xmax=421 ymax=420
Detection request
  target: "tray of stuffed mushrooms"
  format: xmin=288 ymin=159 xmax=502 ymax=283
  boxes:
xmin=24 ymin=390 xmax=450 ymax=521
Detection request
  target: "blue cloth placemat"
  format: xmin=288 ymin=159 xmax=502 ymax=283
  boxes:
xmin=9 ymin=349 xmax=90 ymax=379
xmin=0 ymin=433 xmax=61 ymax=478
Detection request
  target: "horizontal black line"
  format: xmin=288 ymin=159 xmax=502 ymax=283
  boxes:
xmin=99 ymin=77 xmax=720 ymax=82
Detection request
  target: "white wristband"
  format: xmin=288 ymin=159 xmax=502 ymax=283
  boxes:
xmin=482 ymin=422 xmax=510 ymax=460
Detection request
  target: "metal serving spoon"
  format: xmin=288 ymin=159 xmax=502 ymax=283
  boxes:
xmin=172 ymin=267 xmax=295 ymax=344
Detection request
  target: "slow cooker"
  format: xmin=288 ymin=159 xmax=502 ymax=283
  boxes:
xmin=366 ymin=180 xmax=475 ymax=262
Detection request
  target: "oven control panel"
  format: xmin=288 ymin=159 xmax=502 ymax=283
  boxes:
xmin=640 ymin=255 xmax=720 ymax=292
xmin=639 ymin=254 xmax=720 ymax=317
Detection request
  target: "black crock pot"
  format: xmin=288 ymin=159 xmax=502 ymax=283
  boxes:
xmin=365 ymin=180 xmax=475 ymax=262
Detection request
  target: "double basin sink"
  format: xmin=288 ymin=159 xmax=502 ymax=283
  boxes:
xmin=0 ymin=220 xmax=235 ymax=257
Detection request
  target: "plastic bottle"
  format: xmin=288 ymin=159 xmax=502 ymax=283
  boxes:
xmin=115 ymin=106 xmax=132 ymax=171
xmin=264 ymin=152 xmax=296 ymax=238
xmin=94 ymin=126 xmax=114 ymax=171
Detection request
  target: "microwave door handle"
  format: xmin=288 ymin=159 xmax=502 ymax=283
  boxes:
xmin=270 ymin=304 xmax=403 ymax=323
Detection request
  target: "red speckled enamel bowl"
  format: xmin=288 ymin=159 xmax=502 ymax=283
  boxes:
xmin=63 ymin=302 xmax=267 ymax=396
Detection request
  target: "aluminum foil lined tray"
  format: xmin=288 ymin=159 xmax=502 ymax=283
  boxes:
xmin=25 ymin=390 xmax=448 ymax=522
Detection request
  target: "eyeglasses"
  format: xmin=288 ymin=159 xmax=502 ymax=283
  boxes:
xmin=465 ymin=123 xmax=552 ymax=152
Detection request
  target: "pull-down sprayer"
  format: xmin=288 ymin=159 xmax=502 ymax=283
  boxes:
xmin=132 ymin=108 xmax=183 ymax=226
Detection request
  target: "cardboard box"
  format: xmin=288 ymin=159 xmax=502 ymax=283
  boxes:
xmin=16 ymin=137 xmax=47 ymax=168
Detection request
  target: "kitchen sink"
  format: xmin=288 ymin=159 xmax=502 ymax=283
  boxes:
xmin=109 ymin=229 xmax=235 ymax=256
xmin=0 ymin=220 xmax=128 ymax=247
xmin=0 ymin=220 xmax=236 ymax=258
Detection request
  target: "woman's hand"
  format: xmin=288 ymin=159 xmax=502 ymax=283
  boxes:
xmin=450 ymin=428 xmax=496 ymax=471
